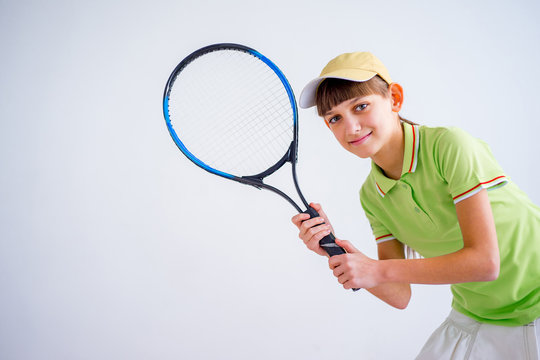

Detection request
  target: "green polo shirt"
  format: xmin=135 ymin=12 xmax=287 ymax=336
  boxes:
xmin=360 ymin=122 xmax=540 ymax=326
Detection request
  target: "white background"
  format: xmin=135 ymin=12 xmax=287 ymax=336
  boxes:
xmin=1 ymin=0 xmax=539 ymax=359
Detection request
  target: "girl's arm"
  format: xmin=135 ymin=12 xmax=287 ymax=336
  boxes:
xmin=329 ymin=189 xmax=500 ymax=289
xmin=291 ymin=203 xmax=411 ymax=309
xmin=364 ymin=239 xmax=411 ymax=309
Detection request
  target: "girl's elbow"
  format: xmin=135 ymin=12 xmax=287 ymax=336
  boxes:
xmin=467 ymin=243 xmax=500 ymax=282
xmin=394 ymin=298 xmax=410 ymax=310
xmin=485 ymin=261 xmax=500 ymax=282
xmin=481 ymin=255 xmax=500 ymax=282
xmin=387 ymin=298 xmax=409 ymax=310
xmin=391 ymin=289 xmax=411 ymax=310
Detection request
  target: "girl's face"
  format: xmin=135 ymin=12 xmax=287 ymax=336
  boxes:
xmin=323 ymin=91 xmax=399 ymax=160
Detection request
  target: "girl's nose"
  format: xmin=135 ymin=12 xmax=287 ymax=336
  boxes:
xmin=344 ymin=115 xmax=361 ymax=134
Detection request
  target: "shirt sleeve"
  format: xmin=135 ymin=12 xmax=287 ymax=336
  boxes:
xmin=360 ymin=187 xmax=396 ymax=244
xmin=436 ymin=127 xmax=508 ymax=204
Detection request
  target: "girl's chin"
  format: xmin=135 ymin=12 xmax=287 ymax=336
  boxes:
xmin=347 ymin=148 xmax=373 ymax=159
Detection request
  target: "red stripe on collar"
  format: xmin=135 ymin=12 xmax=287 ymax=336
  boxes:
xmin=408 ymin=125 xmax=417 ymax=173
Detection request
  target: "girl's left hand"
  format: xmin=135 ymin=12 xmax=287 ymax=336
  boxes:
xmin=328 ymin=239 xmax=381 ymax=290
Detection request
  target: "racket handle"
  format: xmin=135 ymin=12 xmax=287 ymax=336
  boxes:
xmin=303 ymin=207 xmax=345 ymax=257
xmin=303 ymin=206 xmax=360 ymax=291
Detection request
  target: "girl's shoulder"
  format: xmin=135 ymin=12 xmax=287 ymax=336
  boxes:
xmin=419 ymin=125 xmax=491 ymax=153
xmin=420 ymin=125 xmax=473 ymax=141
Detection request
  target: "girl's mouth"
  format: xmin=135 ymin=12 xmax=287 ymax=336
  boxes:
xmin=349 ymin=132 xmax=372 ymax=146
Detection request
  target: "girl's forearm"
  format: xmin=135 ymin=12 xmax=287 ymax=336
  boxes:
xmin=378 ymin=247 xmax=500 ymax=285
xmin=366 ymin=282 xmax=411 ymax=309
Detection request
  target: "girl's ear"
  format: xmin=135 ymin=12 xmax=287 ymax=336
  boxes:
xmin=389 ymin=83 xmax=404 ymax=112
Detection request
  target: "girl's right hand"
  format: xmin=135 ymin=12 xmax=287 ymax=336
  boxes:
xmin=291 ymin=203 xmax=334 ymax=257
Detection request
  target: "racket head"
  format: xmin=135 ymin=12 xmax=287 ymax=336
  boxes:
xmin=162 ymin=43 xmax=299 ymax=181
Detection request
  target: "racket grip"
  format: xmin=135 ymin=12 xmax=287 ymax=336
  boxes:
xmin=303 ymin=207 xmax=360 ymax=291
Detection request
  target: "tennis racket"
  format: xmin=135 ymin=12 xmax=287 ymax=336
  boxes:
xmin=162 ymin=43 xmax=350 ymax=271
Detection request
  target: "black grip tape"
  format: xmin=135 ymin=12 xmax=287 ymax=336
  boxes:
xmin=303 ymin=207 xmax=346 ymax=257
xmin=302 ymin=206 xmax=360 ymax=291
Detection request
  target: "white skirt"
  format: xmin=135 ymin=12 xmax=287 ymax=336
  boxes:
xmin=416 ymin=309 xmax=540 ymax=360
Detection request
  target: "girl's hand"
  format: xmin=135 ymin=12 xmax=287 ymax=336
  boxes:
xmin=291 ymin=203 xmax=334 ymax=257
xmin=328 ymin=239 xmax=381 ymax=289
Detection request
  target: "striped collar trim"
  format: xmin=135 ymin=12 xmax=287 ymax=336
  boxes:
xmin=374 ymin=122 xmax=420 ymax=198
xmin=402 ymin=122 xmax=420 ymax=175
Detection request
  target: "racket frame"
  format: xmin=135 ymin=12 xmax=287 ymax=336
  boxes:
xmin=162 ymin=43 xmax=308 ymax=213
xmin=162 ymin=44 xmax=355 ymax=282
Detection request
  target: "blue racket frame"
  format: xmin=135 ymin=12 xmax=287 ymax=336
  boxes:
xmin=162 ymin=43 xmax=306 ymax=212
xmin=162 ymin=43 xmax=352 ymax=264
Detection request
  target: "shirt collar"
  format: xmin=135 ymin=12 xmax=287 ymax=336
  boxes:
xmin=372 ymin=122 xmax=420 ymax=197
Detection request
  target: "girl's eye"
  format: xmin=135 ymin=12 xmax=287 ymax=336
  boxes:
xmin=355 ymin=103 xmax=367 ymax=111
xmin=328 ymin=115 xmax=340 ymax=124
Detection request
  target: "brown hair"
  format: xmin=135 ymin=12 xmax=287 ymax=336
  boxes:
xmin=315 ymin=76 xmax=416 ymax=125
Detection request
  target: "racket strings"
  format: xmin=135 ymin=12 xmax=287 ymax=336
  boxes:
xmin=197 ymin=59 xmax=291 ymax=148
xmin=201 ymin=105 xmax=292 ymax=175
xmin=180 ymin=81 xmax=289 ymax=174
xmin=214 ymin=116 xmax=292 ymax=175
xmin=176 ymin=52 xmax=281 ymax=155
xmin=167 ymin=48 xmax=294 ymax=176
xmin=182 ymin=54 xmax=292 ymax=172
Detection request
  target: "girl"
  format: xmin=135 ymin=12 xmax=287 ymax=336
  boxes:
xmin=291 ymin=51 xmax=540 ymax=359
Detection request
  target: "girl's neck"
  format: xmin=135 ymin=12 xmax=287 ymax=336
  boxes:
xmin=372 ymin=121 xmax=404 ymax=181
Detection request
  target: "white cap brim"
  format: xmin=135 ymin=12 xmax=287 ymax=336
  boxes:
xmin=298 ymin=76 xmax=325 ymax=109
xmin=298 ymin=71 xmax=378 ymax=109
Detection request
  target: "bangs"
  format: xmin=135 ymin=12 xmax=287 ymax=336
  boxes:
xmin=316 ymin=76 xmax=389 ymax=116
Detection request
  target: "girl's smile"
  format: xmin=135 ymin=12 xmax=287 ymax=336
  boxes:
xmin=348 ymin=131 xmax=373 ymax=146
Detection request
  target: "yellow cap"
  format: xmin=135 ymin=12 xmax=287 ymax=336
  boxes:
xmin=299 ymin=52 xmax=392 ymax=108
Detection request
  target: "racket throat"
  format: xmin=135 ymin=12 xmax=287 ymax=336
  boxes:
xmin=237 ymin=175 xmax=303 ymax=213
xmin=286 ymin=141 xmax=298 ymax=164
xmin=239 ymin=175 xmax=265 ymax=189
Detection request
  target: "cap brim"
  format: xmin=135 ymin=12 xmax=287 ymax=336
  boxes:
xmin=298 ymin=69 xmax=378 ymax=109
